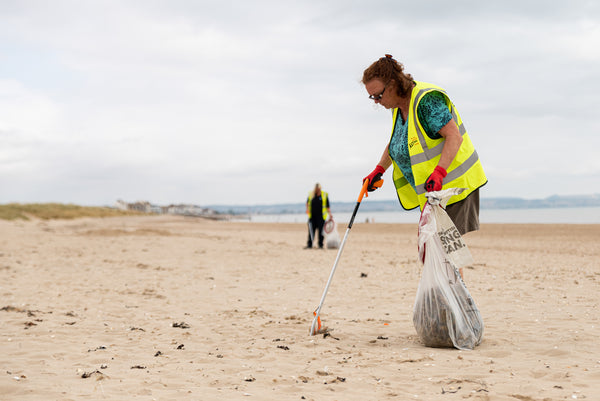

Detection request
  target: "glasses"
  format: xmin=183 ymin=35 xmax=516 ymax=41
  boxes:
xmin=368 ymin=84 xmax=387 ymax=101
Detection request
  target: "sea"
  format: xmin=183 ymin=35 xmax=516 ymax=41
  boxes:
xmin=238 ymin=206 xmax=600 ymax=225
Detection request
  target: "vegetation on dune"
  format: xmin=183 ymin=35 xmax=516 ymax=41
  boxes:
xmin=0 ymin=203 xmax=146 ymax=221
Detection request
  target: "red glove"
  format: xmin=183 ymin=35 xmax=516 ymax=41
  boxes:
xmin=425 ymin=166 xmax=447 ymax=192
xmin=363 ymin=165 xmax=385 ymax=192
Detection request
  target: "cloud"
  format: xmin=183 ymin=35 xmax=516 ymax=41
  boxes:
xmin=0 ymin=1 xmax=599 ymax=206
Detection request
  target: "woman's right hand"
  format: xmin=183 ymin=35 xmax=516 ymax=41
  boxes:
xmin=363 ymin=165 xmax=386 ymax=191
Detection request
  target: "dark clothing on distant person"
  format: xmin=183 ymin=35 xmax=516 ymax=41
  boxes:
xmin=306 ymin=190 xmax=330 ymax=249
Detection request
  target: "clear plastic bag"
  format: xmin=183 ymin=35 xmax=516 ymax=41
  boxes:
xmin=413 ymin=188 xmax=484 ymax=350
xmin=324 ymin=218 xmax=340 ymax=249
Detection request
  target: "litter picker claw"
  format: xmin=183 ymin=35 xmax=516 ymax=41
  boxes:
xmin=309 ymin=177 xmax=383 ymax=335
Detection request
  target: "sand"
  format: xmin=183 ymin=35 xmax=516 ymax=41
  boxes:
xmin=0 ymin=215 xmax=598 ymax=400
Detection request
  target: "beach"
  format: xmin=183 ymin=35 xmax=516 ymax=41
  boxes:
xmin=1 ymin=215 xmax=598 ymax=400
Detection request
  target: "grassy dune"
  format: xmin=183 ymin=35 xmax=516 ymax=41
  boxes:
xmin=0 ymin=203 xmax=146 ymax=221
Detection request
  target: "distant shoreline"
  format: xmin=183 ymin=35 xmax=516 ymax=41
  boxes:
xmin=239 ymin=206 xmax=600 ymax=225
xmin=208 ymin=194 xmax=600 ymax=215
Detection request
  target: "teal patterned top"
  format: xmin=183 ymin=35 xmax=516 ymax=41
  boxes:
xmin=388 ymin=91 xmax=453 ymax=190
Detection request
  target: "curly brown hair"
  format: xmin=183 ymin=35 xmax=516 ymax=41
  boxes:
xmin=361 ymin=54 xmax=414 ymax=98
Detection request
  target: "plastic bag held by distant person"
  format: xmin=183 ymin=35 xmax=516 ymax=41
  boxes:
xmin=413 ymin=188 xmax=484 ymax=350
xmin=324 ymin=218 xmax=340 ymax=249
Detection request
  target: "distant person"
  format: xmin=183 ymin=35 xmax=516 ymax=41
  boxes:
xmin=305 ymin=183 xmax=331 ymax=249
xmin=361 ymin=55 xmax=487 ymax=276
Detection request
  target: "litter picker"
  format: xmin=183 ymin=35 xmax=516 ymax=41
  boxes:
xmin=309 ymin=177 xmax=383 ymax=335
xmin=308 ymin=218 xmax=314 ymax=245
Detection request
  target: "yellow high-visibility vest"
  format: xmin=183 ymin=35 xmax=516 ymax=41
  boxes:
xmin=390 ymin=81 xmax=487 ymax=210
xmin=307 ymin=191 xmax=329 ymax=220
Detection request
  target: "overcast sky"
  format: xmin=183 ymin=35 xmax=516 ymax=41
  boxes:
xmin=1 ymin=1 xmax=599 ymax=207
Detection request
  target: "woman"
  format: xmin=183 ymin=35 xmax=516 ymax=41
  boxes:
xmin=362 ymin=54 xmax=487 ymax=236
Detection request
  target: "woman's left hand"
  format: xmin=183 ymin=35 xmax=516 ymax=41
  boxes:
xmin=425 ymin=165 xmax=447 ymax=192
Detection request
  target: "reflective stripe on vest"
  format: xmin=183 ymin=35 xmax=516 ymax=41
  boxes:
xmin=307 ymin=191 xmax=328 ymax=220
xmin=390 ymin=81 xmax=487 ymax=210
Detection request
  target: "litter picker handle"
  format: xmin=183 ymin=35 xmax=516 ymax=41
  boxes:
xmin=349 ymin=178 xmax=383 ymax=229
